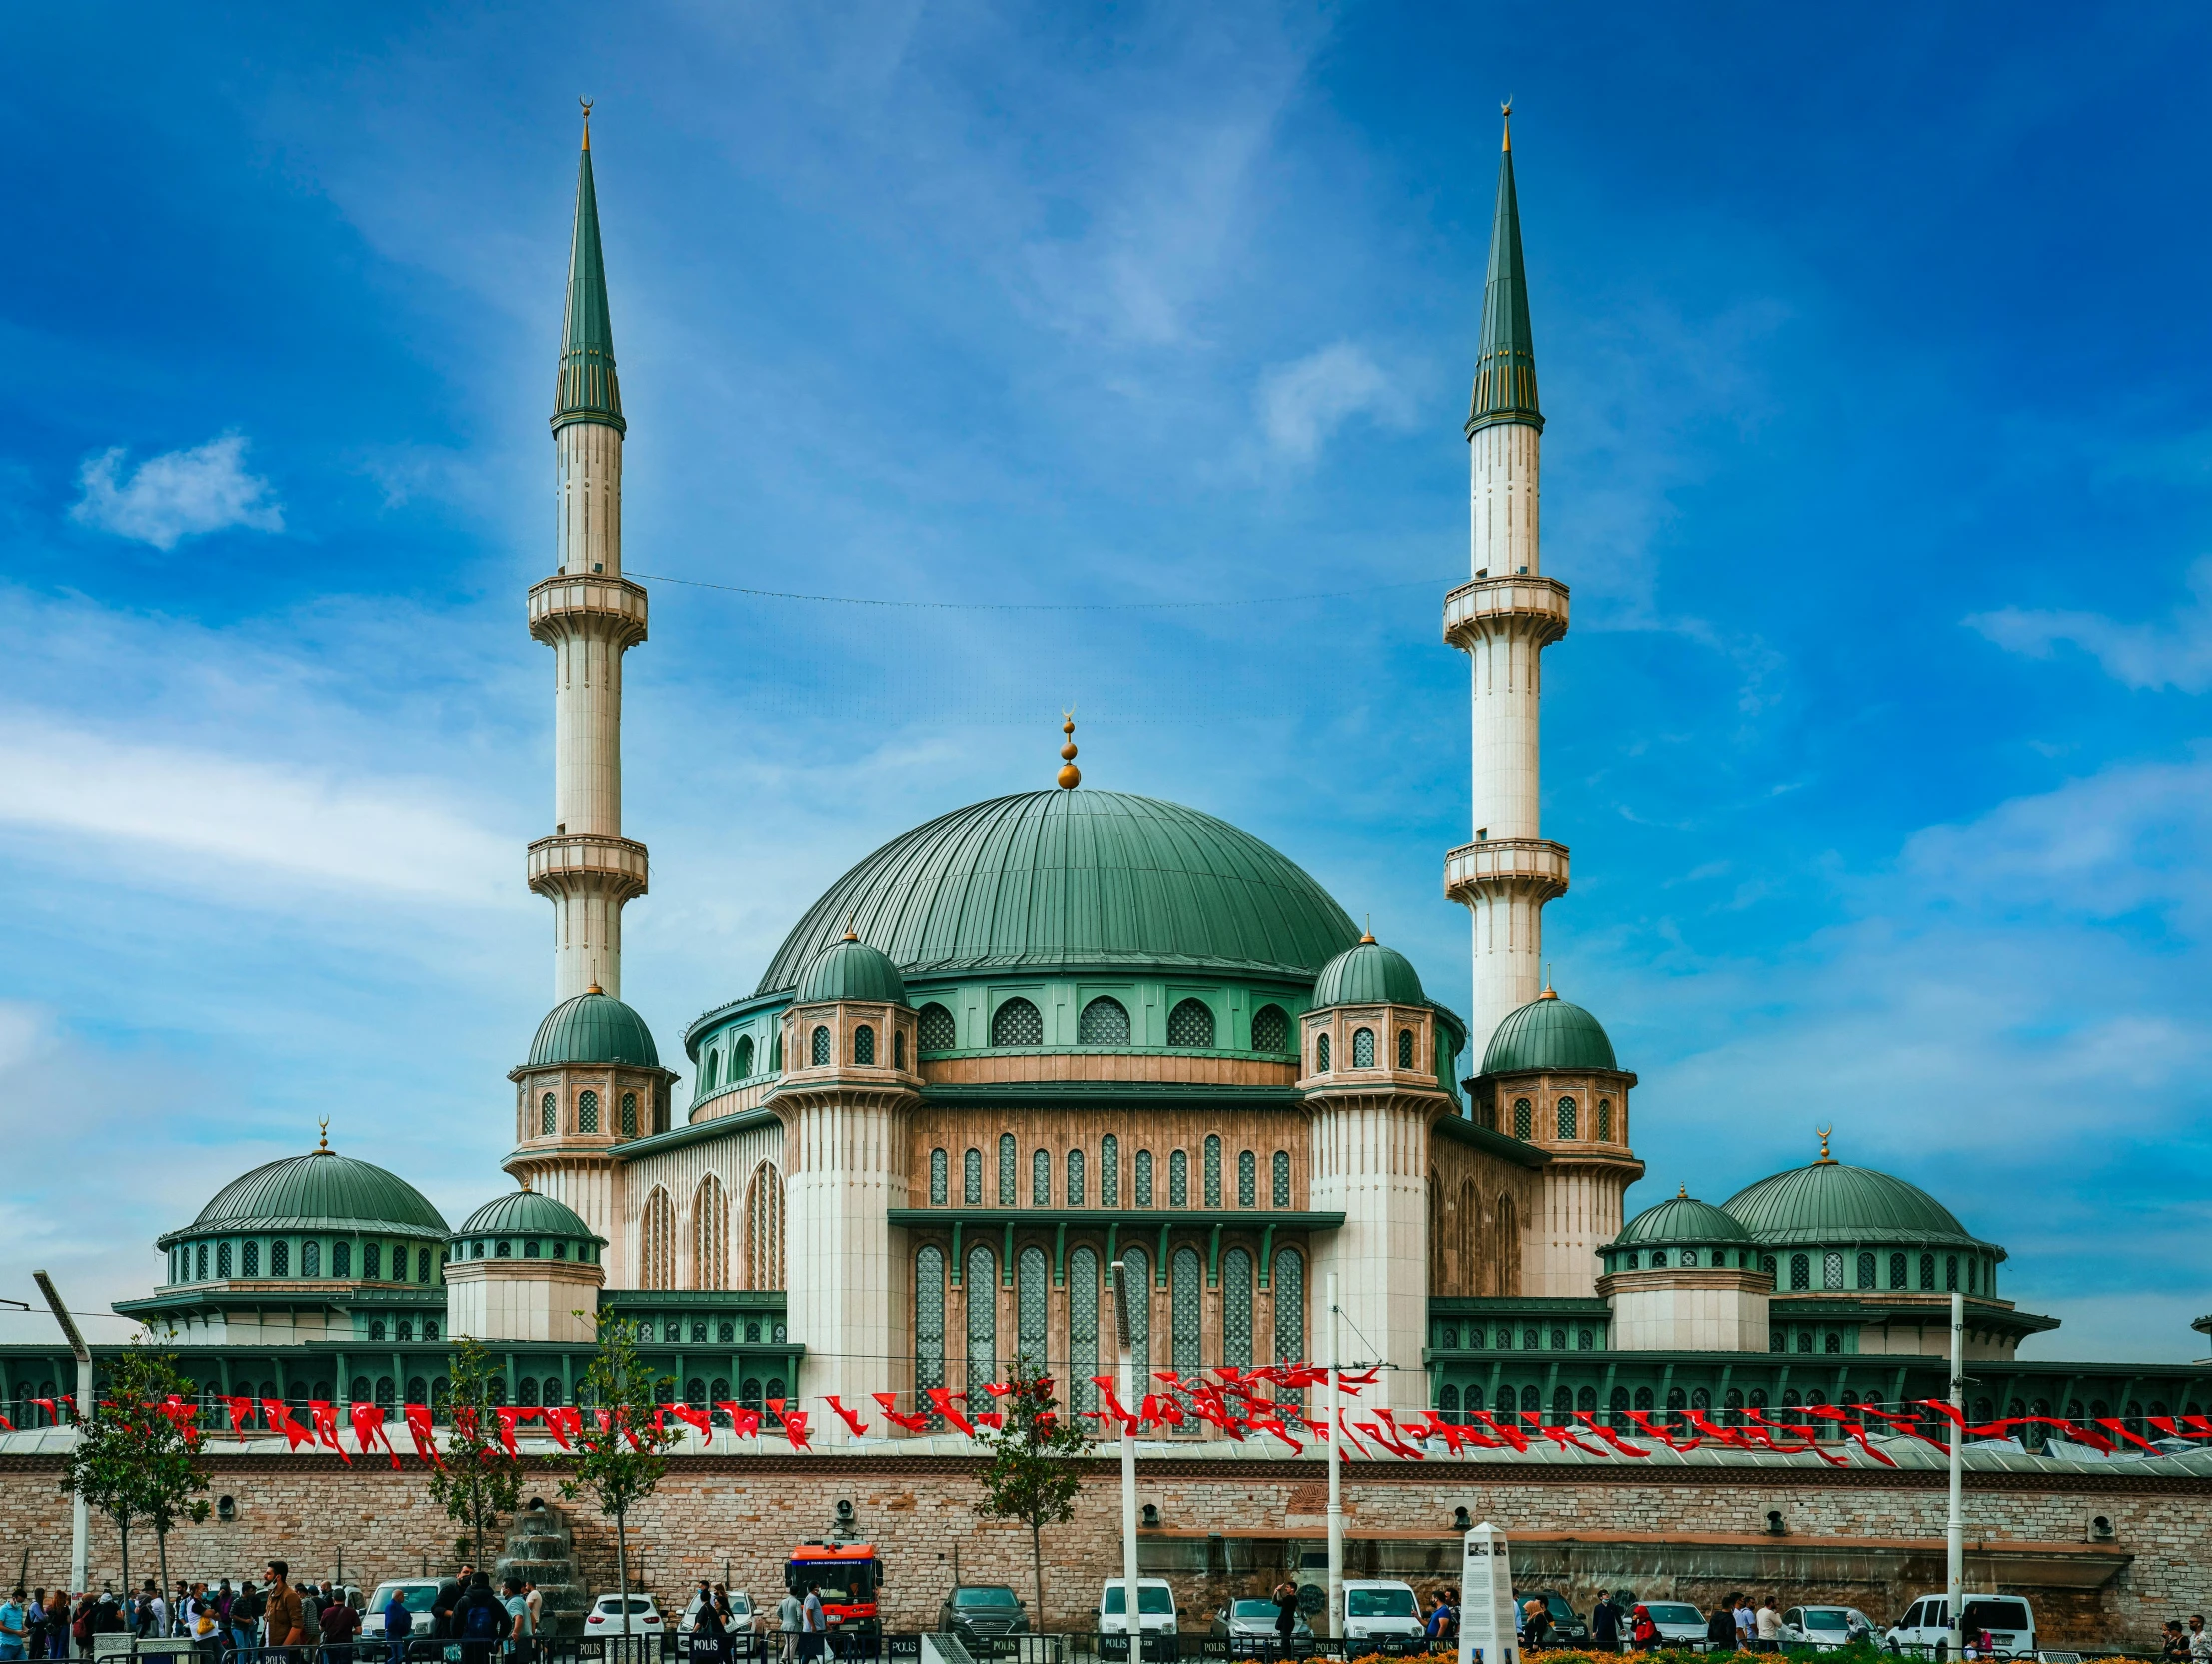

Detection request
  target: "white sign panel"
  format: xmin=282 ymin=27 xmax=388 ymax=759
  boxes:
xmin=1458 ymin=1522 xmax=1515 ymax=1664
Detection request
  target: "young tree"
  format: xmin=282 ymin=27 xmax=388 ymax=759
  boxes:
xmin=973 ymin=1359 xmax=1091 ymax=1627
xmin=61 ymin=1342 xmax=211 ymax=1603
xmin=560 ymin=1312 xmax=679 ymax=1625
xmin=427 ymin=1337 xmax=525 ymax=1568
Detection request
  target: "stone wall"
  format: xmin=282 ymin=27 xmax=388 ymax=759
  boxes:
xmin=2 ymin=1453 xmax=2203 ymax=1651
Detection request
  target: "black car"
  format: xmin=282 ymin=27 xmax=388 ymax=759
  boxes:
xmin=1513 ymin=1591 xmax=1589 ymax=1645
xmin=937 ymin=1586 xmax=1032 ymax=1654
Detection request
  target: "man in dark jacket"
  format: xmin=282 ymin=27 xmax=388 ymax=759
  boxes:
xmin=453 ymin=1573 xmax=510 ymax=1664
xmin=1592 ymin=1593 xmax=1622 ymax=1653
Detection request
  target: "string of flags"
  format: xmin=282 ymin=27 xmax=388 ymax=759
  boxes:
xmin=21 ymin=1368 xmax=2212 ymax=1470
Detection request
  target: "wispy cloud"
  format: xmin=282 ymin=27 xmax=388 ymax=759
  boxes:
xmin=1256 ymin=342 xmax=1409 ymax=461
xmin=70 ymin=433 xmax=284 ymax=551
xmin=1967 ymin=557 xmax=2212 ymax=692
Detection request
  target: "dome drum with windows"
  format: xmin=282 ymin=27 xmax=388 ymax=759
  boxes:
xmin=512 ymin=985 xmax=675 ymax=1147
xmin=449 ymin=1185 xmax=605 ymax=1269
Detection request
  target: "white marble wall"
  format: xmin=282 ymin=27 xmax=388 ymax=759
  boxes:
xmin=1306 ymin=1094 xmax=1432 ymax=1416
xmin=1603 ymin=1271 xmax=1771 ymax=1352
xmin=446 ymin=1259 xmax=604 ymax=1344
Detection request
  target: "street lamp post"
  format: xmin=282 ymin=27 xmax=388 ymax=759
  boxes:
xmin=1111 ymin=1260 xmax=1142 ymax=1661
xmin=33 ymin=1271 xmax=91 ymax=1595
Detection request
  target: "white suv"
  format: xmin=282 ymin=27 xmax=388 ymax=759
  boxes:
xmin=1098 ymin=1579 xmax=1178 ymax=1638
xmin=1885 ymin=1594 xmax=2036 ymax=1659
xmin=1341 ymin=1581 xmax=1425 ymax=1649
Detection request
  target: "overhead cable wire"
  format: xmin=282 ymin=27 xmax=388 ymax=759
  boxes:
xmin=627 ymin=571 xmax=1456 ymax=613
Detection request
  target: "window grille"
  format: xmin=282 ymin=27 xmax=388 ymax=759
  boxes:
xmin=1352 ymin=1028 xmax=1375 ymax=1068
xmin=1250 ymin=1004 xmax=1288 ymax=1051
xmin=992 ymin=999 xmax=1043 ymax=1046
xmin=1100 ymin=1136 xmax=1119 ymax=1206
xmin=854 ymin=1025 xmax=875 ymax=1065
xmin=1033 ymin=1148 xmax=1051 ymax=1206
xmin=1556 ymin=1097 xmax=1577 ymax=1139
xmin=1166 ymin=998 xmax=1214 ymax=1047
xmin=998 ymin=1134 xmax=1017 ymax=1205
xmin=964 ymin=1148 xmax=982 ymax=1205
xmin=1272 ymin=1150 xmax=1291 ymax=1208
xmin=1238 ymin=1150 xmax=1256 ymax=1208
xmin=1079 ymin=997 xmax=1129 ymax=1044
xmin=1168 ymin=1149 xmax=1187 ymax=1207
xmin=1135 ymin=1149 xmax=1153 ymax=1207
xmin=1066 ymin=1148 xmax=1085 ymax=1207
xmin=579 ymin=1090 xmax=599 ymax=1133
xmin=918 ymin=1003 xmax=957 ymax=1051
xmin=930 ymin=1149 xmax=948 ymax=1206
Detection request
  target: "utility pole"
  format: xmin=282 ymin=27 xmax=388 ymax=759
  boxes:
xmin=1111 ymin=1261 xmax=1141 ymax=1661
xmin=1325 ymin=1271 xmax=1342 ymax=1642
xmin=33 ymin=1272 xmax=91 ymax=1596
xmin=1946 ymin=1290 xmax=1964 ymax=1659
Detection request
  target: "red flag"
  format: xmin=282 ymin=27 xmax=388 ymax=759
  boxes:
xmin=29 ymin=1399 xmax=57 ymax=1426
xmin=542 ymin=1407 xmax=581 ymax=1451
xmin=493 ymin=1406 xmax=540 ymax=1456
xmin=218 ymin=1395 xmax=256 ymax=1441
xmin=262 ymin=1399 xmax=314 ymax=1451
xmin=1470 ymin=1410 xmax=1529 ymax=1453
xmin=925 ymin=1388 xmax=975 ymax=1436
xmin=983 ymin=1381 xmax=1015 ymax=1397
xmin=782 ymin=1410 xmax=811 ymax=1449
xmin=351 ymin=1403 xmax=401 ymax=1469
xmin=1087 ymin=1377 xmax=1139 ymax=1433
xmin=973 ymin=1411 xmax=1004 ymax=1431
xmin=1334 ymin=1409 xmax=1372 ymax=1457
xmin=403 ymin=1404 xmax=443 ymax=1468
xmin=823 ymin=1396 xmax=870 ymax=1439
xmin=308 ymin=1401 xmax=352 ymax=1465
xmin=714 ymin=1401 xmax=762 ymax=1438
xmin=1570 ymin=1412 xmax=1650 ymax=1457
xmin=870 ymin=1393 xmax=931 ymax=1433
xmin=669 ymin=1405 xmax=712 ymax=1441
xmin=2095 ymin=1418 xmax=2163 ymax=1453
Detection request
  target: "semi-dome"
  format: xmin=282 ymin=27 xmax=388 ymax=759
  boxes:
xmin=528 ymin=987 xmax=660 ymax=1069
xmin=1480 ymin=990 xmax=1618 ymax=1075
xmin=756 ymin=790 xmax=1360 ymax=992
xmin=1614 ymin=1190 xmax=1751 ymax=1248
xmin=1722 ymin=1154 xmax=1995 ymax=1252
xmin=1312 ymin=936 xmax=1425 ymax=1008
xmin=796 ymin=933 xmax=909 ymax=1006
xmin=180 ymin=1145 xmax=448 ymax=1240
xmin=456 ymin=1188 xmax=597 ymax=1240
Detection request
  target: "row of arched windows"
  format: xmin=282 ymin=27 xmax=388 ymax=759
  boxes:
xmin=1313 ymin=1026 xmax=1418 ymax=1073
xmin=914 ymin=997 xmax=1295 ymax=1054
xmin=531 ymin=1087 xmax=642 ymax=1138
xmin=699 ymin=1035 xmax=759 ymax=1095
xmin=803 ymin=1023 xmax=907 ymax=1070
xmin=927 ymin=1134 xmax=1294 ymax=1210
xmin=636 ymin=1162 xmax=786 ymax=1291
xmin=168 ymin=1237 xmax=439 ymax=1287
xmin=1506 ymin=1094 xmax=1616 ymax=1143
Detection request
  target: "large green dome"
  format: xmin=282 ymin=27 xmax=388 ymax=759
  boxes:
xmin=528 ymin=990 xmax=660 ymax=1068
xmin=1722 ymin=1159 xmax=1995 ymax=1252
xmin=1312 ymin=937 xmax=1426 ymax=1007
xmin=186 ymin=1149 xmax=448 ymax=1238
xmin=756 ymin=790 xmax=1360 ymax=992
xmin=1480 ymin=992 xmax=1618 ymax=1074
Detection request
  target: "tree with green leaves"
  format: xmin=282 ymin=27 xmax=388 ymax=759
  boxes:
xmin=973 ymin=1358 xmax=1091 ymax=1627
xmin=61 ymin=1342 xmax=210 ymax=1602
xmin=560 ymin=1312 xmax=679 ymax=1621
xmin=427 ymin=1337 xmax=525 ymax=1569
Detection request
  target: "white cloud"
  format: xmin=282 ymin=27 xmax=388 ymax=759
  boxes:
xmin=70 ymin=433 xmax=284 ymax=550
xmin=1256 ymin=342 xmax=1408 ymax=461
xmin=1967 ymin=556 xmax=2212 ymax=692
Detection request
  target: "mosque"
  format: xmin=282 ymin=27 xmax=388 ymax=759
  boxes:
xmin=12 ymin=116 xmax=2202 ymax=1446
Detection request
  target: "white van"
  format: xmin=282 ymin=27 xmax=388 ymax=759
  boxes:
xmin=1885 ymin=1594 xmax=2036 ymax=1659
xmin=1341 ymin=1581 xmax=1425 ymax=1648
xmin=1099 ymin=1579 xmax=1179 ymax=1638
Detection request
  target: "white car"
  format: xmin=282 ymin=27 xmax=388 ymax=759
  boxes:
xmin=586 ymin=1594 xmax=665 ymax=1636
xmin=1886 ymin=1594 xmax=2036 ymax=1659
xmin=1779 ymin=1607 xmax=1876 ymax=1650
xmin=1099 ymin=1579 xmax=1178 ymax=1638
xmin=679 ymin=1594 xmax=754 ymax=1637
xmin=1341 ymin=1581 xmax=1425 ymax=1649
xmin=1634 ymin=1602 xmax=1709 ymax=1648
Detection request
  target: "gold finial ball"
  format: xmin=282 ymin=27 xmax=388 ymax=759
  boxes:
xmin=1056 ymin=710 xmax=1080 ymax=789
xmin=1057 ymin=762 xmax=1082 ymax=789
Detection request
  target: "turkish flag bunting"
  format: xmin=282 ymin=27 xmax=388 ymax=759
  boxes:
xmin=542 ymin=1407 xmax=581 ymax=1451
xmin=307 ymin=1401 xmax=351 ymax=1465
xmin=1086 ymin=1378 xmax=1138 ymax=1433
xmin=823 ymin=1396 xmax=870 ymax=1439
xmin=493 ymin=1406 xmax=539 ymax=1456
xmin=219 ymin=1395 xmax=256 ymax=1441
xmin=715 ymin=1402 xmax=762 ymax=1438
xmin=667 ymin=1404 xmax=711 ymax=1441
xmin=781 ymin=1410 xmax=811 ymax=1449
xmin=351 ymin=1403 xmax=401 ymax=1469
xmin=925 ymin=1388 xmax=975 ymax=1437
xmin=871 ymin=1393 xmax=930 ymax=1433
xmin=1570 ymin=1411 xmax=1649 ymax=1457
xmin=403 ymin=1404 xmax=443 ymax=1468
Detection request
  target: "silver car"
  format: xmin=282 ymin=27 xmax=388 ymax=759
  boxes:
xmin=1637 ymin=1603 xmax=1709 ymax=1649
xmin=1779 ymin=1607 xmax=1875 ymax=1650
xmin=1212 ymin=1600 xmax=1312 ymax=1645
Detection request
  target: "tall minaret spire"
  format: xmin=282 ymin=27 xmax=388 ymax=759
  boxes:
xmin=527 ymin=106 xmax=650 ymax=1001
xmin=1443 ymin=105 xmax=1571 ymax=1053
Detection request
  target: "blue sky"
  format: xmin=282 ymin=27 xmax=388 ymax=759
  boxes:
xmin=4 ymin=4 xmax=2209 ymax=1358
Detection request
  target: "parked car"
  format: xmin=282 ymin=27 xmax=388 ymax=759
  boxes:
xmin=1780 ymin=1607 xmax=1876 ymax=1649
xmin=1340 ymin=1581 xmax=1425 ymax=1649
xmin=364 ymin=1580 xmax=458 ymax=1623
xmin=586 ymin=1595 xmax=665 ymax=1636
xmin=679 ymin=1594 xmax=755 ymax=1638
xmin=1212 ymin=1599 xmax=1313 ymax=1644
xmin=937 ymin=1586 xmax=1032 ymax=1653
xmin=1513 ymin=1591 xmax=1589 ymax=1645
xmin=1885 ymin=1594 xmax=2036 ymax=1659
xmin=1634 ymin=1602 xmax=1709 ymax=1648
xmin=1098 ymin=1579 xmax=1179 ymax=1639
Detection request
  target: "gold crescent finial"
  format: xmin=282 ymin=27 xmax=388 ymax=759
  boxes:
xmin=519 ymin=1172 xmax=533 ymax=1192
xmin=580 ymin=98 xmax=593 ymax=150
xmin=1057 ymin=708 xmax=1081 ymax=790
xmin=316 ymin=1117 xmax=330 ymax=1152
xmin=1815 ymin=1125 xmax=1835 ymax=1164
xmin=1678 ymin=1183 xmax=1688 ymax=1199
xmin=1501 ymin=97 xmax=1513 ymax=152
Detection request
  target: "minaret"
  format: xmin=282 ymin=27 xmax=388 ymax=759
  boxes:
xmin=527 ymin=106 xmax=650 ymax=1001
xmin=1443 ymin=107 xmax=1571 ymax=1054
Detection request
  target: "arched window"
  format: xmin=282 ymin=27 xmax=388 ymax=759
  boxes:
xmin=1118 ymin=1248 xmax=1150 ymax=1373
xmin=745 ymin=1163 xmax=784 ymax=1290
xmin=1203 ymin=1135 xmax=1222 ymax=1207
xmin=1135 ymin=1149 xmax=1154 ymax=1207
xmin=1790 ymin=1253 xmax=1810 ymax=1291
xmin=1890 ymin=1252 xmax=1908 ymax=1289
xmin=991 ymin=998 xmax=1043 ymax=1047
xmin=1238 ymin=1150 xmax=1256 ymax=1208
xmin=853 ymin=1024 xmax=875 ymax=1065
xmin=640 ymin=1188 xmax=676 ymax=1289
xmin=998 ymin=1134 xmax=1018 ymax=1205
xmin=1066 ymin=1148 xmax=1086 ymax=1206
xmin=1920 ymin=1252 xmax=1937 ymax=1290
xmin=1822 ymin=1251 xmax=1844 ymax=1290
xmin=703 ymin=1051 xmax=720 ymax=1093
xmin=1078 ymin=997 xmax=1130 ymax=1045
xmin=1556 ymin=1097 xmax=1577 ymax=1139
xmin=810 ymin=1025 xmax=831 ymax=1067
xmin=915 ymin=1246 xmax=946 ymax=1428
xmin=1440 ymin=1383 xmax=1460 ymax=1421
xmin=1167 ymin=998 xmax=1214 ymax=1047
xmin=1017 ymin=1245 xmax=1049 ymax=1369
xmin=301 ymin=1241 xmax=320 ymax=1277
xmin=270 ymin=1241 xmax=289 ymax=1276
xmin=894 ymin=1029 xmax=906 ymax=1069
xmin=1273 ymin=1248 xmax=1304 ymax=1392
xmin=1397 ymin=1029 xmax=1414 ymax=1069
xmin=967 ymin=1244 xmax=998 ymax=1383
xmin=1650 ymin=1250 xmax=1667 ymax=1269
xmin=964 ymin=1148 xmax=983 ymax=1205
xmin=1315 ymin=1033 xmax=1330 ymax=1072
xmin=1171 ymin=1247 xmax=1202 ymax=1377
xmin=1597 ymin=1098 xmax=1612 ymax=1140
xmin=620 ymin=1092 xmax=638 ymax=1136
xmin=219 ymin=1242 xmax=233 ymax=1276
xmin=1251 ymin=1004 xmax=1289 ymax=1052
xmin=1857 ymin=1252 xmax=1877 ymax=1289
xmin=1272 ymin=1150 xmax=1291 ymax=1208
xmin=734 ymin=1034 xmax=754 ymax=1079
xmin=1351 ymin=1027 xmax=1375 ymax=1068
xmin=1167 ymin=1149 xmax=1187 ymax=1207
xmin=579 ymin=1090 xmax=599 ymax=1133
xmin=918 ymin=1003 xmax=957 ymax=1051
xmin=330 ymin=1240 xmax=349 ymax=1278
xmin=1032 ymin=1148 xmax=1051 ymax=1206
xmin=1223 ymin=1247 xmax=1253 ymax=1368
xmin=1945 ymin=1255 xmax=1959 ymax=1292
xmin=930 ymin=1149 xmax=948 ymax=1206
xmin=540 ymin=1092 xmax=557 ymax=1135
xmin=1069 ymin=1246 xmax=1100 ymax=1412
xmin=1100 ymin=1135 xmax=1120 ymax=1206
xmin=693 ymin=1174 xmax=731 ymax=1289
xmin=1512 ymin=1098 xmax=1533 ymax=1139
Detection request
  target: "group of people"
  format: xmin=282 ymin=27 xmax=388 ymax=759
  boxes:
xmin=2158 ymin=1615 xmax=2212 ymax=1663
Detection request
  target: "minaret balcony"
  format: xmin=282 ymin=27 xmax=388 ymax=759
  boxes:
xmin=1443 ymin=836 xmax=1569 ymax=904
xmin=1442 ymin=573 xmax=1570 ymax=651
xmin=528 ymin=573 xmax=649 ymax=648
xmin=527 ymin=832 xmax=650 ymax=899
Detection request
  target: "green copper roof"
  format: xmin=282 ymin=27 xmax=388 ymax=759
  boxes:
xmin=1722 ymin=1159 xmax=1998 ymax=1253
xmin=756 ymin=790 xmax=1361 ymax=993
xmin=455 ymin=1188 xmax=599 ymax=1241
xmin=1465 ymin=122 xmax=1542 ymax=437
xmin=796 ymin=935 xmax=910 ymax=1006
xmin=1614 ymin=1192 xmax=1751 ymax=1248
xmin=552 ymin=129 xmax=624 ymax=434
xmin=1480 ymin=992 xmax=1617 ymax=1075
xmin=185 ymin=1150 xmax=448 ymax=1238
xmin=528 ymin=990 xmax=661 ymax=1069
xmin=1312 ymin=938 xmax=1426 ymax=1008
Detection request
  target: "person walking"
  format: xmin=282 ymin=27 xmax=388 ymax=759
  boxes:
xmin=24 ymin=1590 xmax=46 ymax=1660
xmin=379 ymin=1585 xmax=412 ymax=1664
xmin=265 ymin=1562 xmax=307 ymax=1663
xmin=1733 ymin=1596 xmax=1755 ymax=1653
xmin=1755 ymin=1599 xmax=1781 ymax=1654
xmin=1 ymin=1588 xmax=31 ymax=1662
xmin=2163 ymin=1624 xmax=2192 ymax=1664
xmin=1705 ymin=1602 xmax=1736 ymax=1652
xmin=523 ymin=1583 xmax=542 ymax=1641
xmin=2189 ymin=1615 xmax=2212 ymax=1664
xmin=776 ymin=1589 xmax=802 ymax=1664
xmin=1629 ymin=1603 xmax=1659 ymax=1653
xmin=1521 ymin=1598 xmax=1551 ymax=1651
xmin=500 ymin=1577 xmax=533 ymax=1664
xmin=230 ymin=1577 xmax=265 ymax=1660
xmin=1591 ymin=1592 xmax=1621 ymax=1654
xmin=800 ymin=1588 xmax=827 ymax=1663
xmin=1270 ymin=1583 xmax=1299 ymax=1657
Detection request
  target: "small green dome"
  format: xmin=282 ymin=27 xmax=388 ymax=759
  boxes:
xmin=456 ymin=1188 xmax=598 ymax=1241
xmin=1723 ymin=1155 xmax=1994 ymax=1251
xmin=796 ymin=934 xmax=909 ymax=1006
xmin=1481 ymin=992 xmax=1618 ymax=1074
xmin=528 ymin=989 xmax=660 ymax=1069
xmin=1311 ymin=937 xmax=1426 ymax=1008
xmin=185 ymin=1148 xmax=448 ymax=1239
xmin=1613 ymin=1191 xmax=1751 ymax=1248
